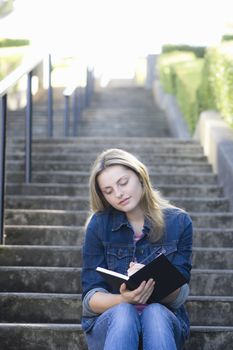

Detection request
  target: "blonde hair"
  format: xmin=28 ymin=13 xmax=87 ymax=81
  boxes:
xmin=89 ymin=148 xmax=174 ymax=242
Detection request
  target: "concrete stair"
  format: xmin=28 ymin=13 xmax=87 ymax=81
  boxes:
xmin=1 ymin=85 xmax=233 ymax=349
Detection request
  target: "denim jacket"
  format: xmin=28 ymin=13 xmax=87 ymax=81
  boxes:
xmin=81 ymin=206 xmax=193 ymax=337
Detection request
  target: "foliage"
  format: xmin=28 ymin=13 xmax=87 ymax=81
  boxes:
xmin=198 ymin=44 xmax=233 ymax=127
xmin=0 ymin=38 xmax=30 ymax=47
xmin=0 ymin=45 xmax=30 ymax=80
xmin=162 ymin=44 xmax=206 ymax=58
xmin=158 ymin=43 xmax=233 ymax=132
xmin=221 ymin=34 xmax=233 ymax=42
xmin=0 ymin=0 xmax=14 ymax=17
xmin=174 ymin=59 xmax=204 ymax=133
xmin=0 ymin=53 xmax=24 ymax=80
xmin=157 ymin=51 xmax=196 ymax=95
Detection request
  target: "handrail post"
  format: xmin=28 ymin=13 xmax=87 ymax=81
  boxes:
xmin=25 ymin=71 xmax=32 ymax=183
xmin=85 ymin=68 xmax=90 ymax=107
xmin=72 ymin=89 xmax=78 ymax=136
xmin=64 ymin=95 xmax=69 ymax=137
xmin=0 ymin=94 xmax=7 ymax=244
xmin=48 ymin=54 xmax=53 ymax=137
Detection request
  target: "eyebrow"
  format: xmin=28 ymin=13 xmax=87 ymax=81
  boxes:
xmin=101 ymin=175 xmax=128 ymax=190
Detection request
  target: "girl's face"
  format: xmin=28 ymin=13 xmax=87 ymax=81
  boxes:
xmin=97 ymin=165 xmax=143 ymax=214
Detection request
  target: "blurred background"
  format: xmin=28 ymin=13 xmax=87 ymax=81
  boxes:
xmin=1 ymin=0 xmax=233 ymax=86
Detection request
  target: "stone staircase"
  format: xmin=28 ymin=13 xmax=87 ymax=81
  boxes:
xmin=0 ymin=85 xmax=233 ymax=349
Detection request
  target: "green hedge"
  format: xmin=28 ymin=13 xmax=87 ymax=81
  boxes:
xmin=158 ymin=51 xmax=196 ymax=95
xmin=0 ymin=0 xmax=13 ymax=17
xmin=0 ymin=54 xmax=24 ymax=80
xmin=162 ymin=44 xmax=206 ymax=58
xmin=158 ymin=52 xmax=204 ymax=133
xmin=198 ymin=44 xmax=233 ymax=127
xmin=158 ymin=43 xmax=233 ymax=132
xmin=0 ymin=38 xmax=30 ymax=47
xmin=221 ymin=34 xmax=233 ymax=42
xmin=174 ymin=59 xmax=204 ymax=133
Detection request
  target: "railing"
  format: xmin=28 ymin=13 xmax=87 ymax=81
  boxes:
xmin=0 ymin=54 xmax=53 ymax=244
xmin=63 ymin=67 xmax=94 ymax=137
xmin=0 ymin=54 xmax=95 ymax=245
xmin=63 ymin=85 xmax=83 ymax=137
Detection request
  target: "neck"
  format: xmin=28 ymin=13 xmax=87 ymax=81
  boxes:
xmin=126 ymin=206 xmax=144 ymax=226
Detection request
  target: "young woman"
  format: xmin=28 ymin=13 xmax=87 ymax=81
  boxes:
xmin=81 ymin=148 xmax=193 ymax=350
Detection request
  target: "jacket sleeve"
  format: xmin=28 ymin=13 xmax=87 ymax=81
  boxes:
xmin=172 ymin=212 xmax=193 ymax=283
xmin=166 ymin=283 xmax=189 ymax=309
xmin=81 ymin=213 xmax=111 ymax=300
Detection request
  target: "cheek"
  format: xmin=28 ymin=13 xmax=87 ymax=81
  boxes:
xmin=103 ymin=194 xmax=115 ymax=206
xmin=130 ymin=181 xmax=143 ymax=198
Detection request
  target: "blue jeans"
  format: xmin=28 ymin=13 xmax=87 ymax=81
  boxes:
xmin=85 ymin=303 xmax=186 ymax=350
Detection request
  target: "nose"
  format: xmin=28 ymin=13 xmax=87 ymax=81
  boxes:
xmin=115 ymin=188 xmax=123 ymax=198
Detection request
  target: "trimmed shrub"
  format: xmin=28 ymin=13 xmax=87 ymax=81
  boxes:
xmin=0 ymin=0 xmax=13 ymax=17
xmin=198 ymin=43 xmax=233 ymax=127
xmin=174 ymin=59 xmax=204 ymax=133
xmin=162 ymin=44 xmax=206 ymax=58
xmin=158 ymin=51 xmax=204 ymax=133
xmin=221 ymin=34 xmax=233 ymax=42
xmin=0 ymin=38 xmax=30 ymax=47
xmin=158 ymin=51 xmax=196 ymax=95
xmin=158 ymin=42 xmax=233 ymax=132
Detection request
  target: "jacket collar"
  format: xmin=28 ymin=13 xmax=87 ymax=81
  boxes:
xmin=111 ymin=208 xmax=151 ymax=233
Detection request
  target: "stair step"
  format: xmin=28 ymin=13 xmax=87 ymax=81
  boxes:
xmin=190 ymin=269 xmax=233 ymax=296
xmin=7 ymin=144 xmax=204 ymax=155
xmin=5 ymin=196 xmax=229 ymax=212
xmin=6 ymin=172 xmax=218 ymax=185
xmin=0 ymin=267 xmax=232 ymax=295
xmin=186 ymin=296 xmax=233 ymax=326
xmin=6 ymin=161 xmax=213 ymax=173
xmin=4 ymin=210 xmax=88 ymax=226
xmin=0 ymin=246 xmax=82 ymax=267
xmin=6 ymin=183 xmax=224 ymax=198
xmin=0 ymin=323 xmax=232 ymax=350
xmin=0 ymin=246 xmax=232 ymax=269
xmin=0 ymin=293 xmax=232 ymax=326
xmin=185 ymin=326 xmax=233 ymax=350
xmin=4 ymin=226 xmax=85 ymax=245
xmin=5 ymin=210 xmax=233 ymax=228
xmin=190 ymin=213 xmax=233 ymax=228
xmin=0 ymin=293 xmax=82 ymax=323
xmin=193 ymin=229 xmax=233 ymax=247
xmin=6 ymin=136 xmax=201 ymax=145
xmin=5 ymin=226 xmax=233 ymax=247
xmin=192 ymin=247 xmax=233 ymax=268
xmin=0 ymin=323 xmax=86 ymax=350
xmin=6 ymin=153 xmax=208 ymax=163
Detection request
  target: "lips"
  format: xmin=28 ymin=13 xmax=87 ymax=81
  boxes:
xmin=119 ymin=197 xmax=130 ymax=205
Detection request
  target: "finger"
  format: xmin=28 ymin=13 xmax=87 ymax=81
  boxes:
xmin=128 ymin=281 xmax=147 ymax=300
xmin=120 ymin=283 xmax=127 ymax=293
xmin=129 ymin=262 xmax=136 ymax=268
xmin=140 ymin=281 xmax=156 ymax=303
xmin=137 ymin=280 xmax=155 ymax=303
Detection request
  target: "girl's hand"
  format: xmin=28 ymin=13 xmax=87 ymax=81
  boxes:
xmin=127 ymin=262 xmax=145 ymax=276
xmin=120 ymin=279 xmax=155 ymax=304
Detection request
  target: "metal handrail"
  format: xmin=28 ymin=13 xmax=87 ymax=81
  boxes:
xmin=63 ymin=67 xmax=94 ymax=137
xmin=0 ymin=53 xmax=53 ymax=244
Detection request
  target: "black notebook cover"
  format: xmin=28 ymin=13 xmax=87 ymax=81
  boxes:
xmin=96 ymin=253 xmax=187 ymax=303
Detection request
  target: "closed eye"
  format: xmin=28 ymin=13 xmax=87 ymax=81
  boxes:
xmin=103 ymin=190 xmax=112 ymax=195
xmin=119 ymin=180 xmax=128 ymax=186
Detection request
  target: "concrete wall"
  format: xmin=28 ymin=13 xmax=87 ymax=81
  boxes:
xmin=152 ymin=79 xmax=190 ymax=139
xmin=152 ymin=79 xmax=233 ymax=211
xmin=194 ymin=111 xmax=233 ymax=211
